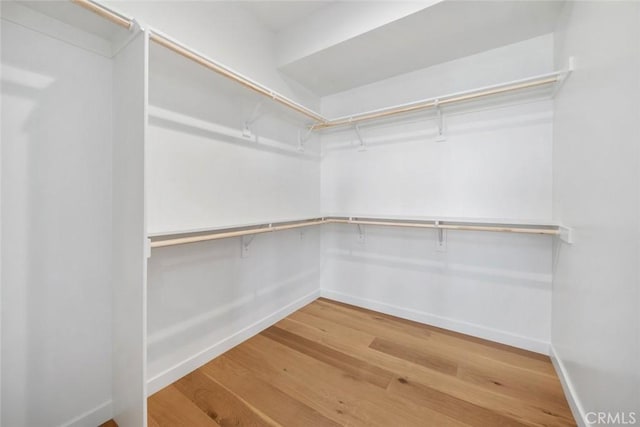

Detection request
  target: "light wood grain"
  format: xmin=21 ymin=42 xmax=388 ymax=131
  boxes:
xmin=201 ymin=356 xmax=340 ymax=426
xmin=148 ymin=298 xmax=575 ymax=426
xmin=227 ymin=335 xmax=466 ymax=427
xmin=174 ymin=369 xmax=276 ymax=426
xmin=308 ymin=298 xmax=556 ymax=375
xmin=148 ymin=385 xmax=221 ymax=427
xmin=151 ymin=217 xmax=560 ymax=248
xmin=281 ymin=304 xmax=573 ymax=426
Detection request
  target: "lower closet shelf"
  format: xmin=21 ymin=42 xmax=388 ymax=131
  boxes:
xmin=149 ymin=215 xmax=562 ymax=249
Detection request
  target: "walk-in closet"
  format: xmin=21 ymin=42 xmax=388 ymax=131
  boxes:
xmin=1 ymin=1 xmax=639 ymax=426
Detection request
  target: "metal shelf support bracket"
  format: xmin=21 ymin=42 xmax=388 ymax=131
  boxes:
xmin=354 ymin=124 xmax=366 ymax=151
xmin=436 ymin=220 xmax=447 ymax=251
xmin=435 ymin=99 xmax=446 ymax=142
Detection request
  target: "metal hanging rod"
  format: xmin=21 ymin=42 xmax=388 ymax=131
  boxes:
xmin=311 ymin=72 xmax=564 ymax=130
xmin=148 ymin=30 xmax=327 ymax=124
xmin=150 ymin=216 xmax=561 ymax=249
xmin=70 ymin=0 xmax=134 ymax=30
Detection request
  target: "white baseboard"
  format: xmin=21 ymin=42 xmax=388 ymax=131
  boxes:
xmin=60 ymin=400 xmax=112 ymax=427
xmin=320 ymin=289 xmax=550 ymax=355
xmin=550 ymin=344 xmax=588 ymax=427
xmin=60 ymin=289 xmax=559 ymax=426
xmin=146 ymin=289 xmax=320 ymax=395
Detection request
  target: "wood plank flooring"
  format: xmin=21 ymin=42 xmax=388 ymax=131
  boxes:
xmin=148 ymin=298 xmax=575 ymax=427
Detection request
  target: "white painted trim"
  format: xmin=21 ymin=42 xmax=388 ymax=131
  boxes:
xmin=59 ymin=400 xmax=112 ymax=427
xmin=550 ymin=344 xmax=589 ymax=427
xmin=146 ymin=289 xmax=320 ymax=395
xmin=320 ymin=289 xmax=550 ymax=354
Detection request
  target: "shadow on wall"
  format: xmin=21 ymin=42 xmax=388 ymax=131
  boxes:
xmin=2 ymin=46 xmax=113 ymax=426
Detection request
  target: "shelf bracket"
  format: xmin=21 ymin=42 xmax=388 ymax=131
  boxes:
xmin=356 ymin=223 xmax=365 ymax=243
xmin=558 ymin=225 xmax=573 ymax=244
xmin=242 ymin=100 xmax=266 ymax=139
xmin=241 ymin=234 xmax=257 ymax=257
xmin=298 ymin=127 xmax=313 ymax=152
xmin=435 ymin=221 xmax=447 ymax=251
xmin=347 ymin=217 xmax=365 ymax=243
xmin=354 ymin=124 xmax=366 ymax=151
xmin=435 ymin=99 xmax=446 ymax=142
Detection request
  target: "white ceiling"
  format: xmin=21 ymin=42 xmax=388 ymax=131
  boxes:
xmin=239 ymin=1 xmax=334 ymax=33
xmin=251 ymin=0 xmax=565 ymax=96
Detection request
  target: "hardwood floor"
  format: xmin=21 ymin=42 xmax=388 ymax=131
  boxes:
xmin=148 ymin=298 xmax=575 ymax=426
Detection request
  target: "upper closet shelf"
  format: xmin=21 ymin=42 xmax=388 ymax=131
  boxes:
xmin=149 ymin=27 xmax=572 ymax=131
xmin=61 ymin=0 xmax=572 ymax=129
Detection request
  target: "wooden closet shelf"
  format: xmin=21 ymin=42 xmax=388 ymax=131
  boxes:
xmin=149 ymin=216 xmax=561 ymax=249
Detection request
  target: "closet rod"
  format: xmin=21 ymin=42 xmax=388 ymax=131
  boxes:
xmin=70 ymin=0 xmax=133 ymax=29
xmin=148 ymin=30 xmax=327 ymax=124
xmin=150 ymin=217 xmax=560 ymax=248
xmin=150 ymin=218 xmax=326 ymax=248
xmin=327 ymin=218 xmax=560 ymax=235
xmin=312 ymin=73 xmax=561 ymax=130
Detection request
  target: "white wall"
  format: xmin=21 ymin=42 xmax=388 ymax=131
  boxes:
xmin=144 ymin=18 xmax=323 ymax=391
xmin=322 ymin=224 xmax=553 ymax=351
xmin=1 ymin=19 xmax=113 ymax=426
xmin=320 ymin=35 xmax=555 ymax=353
xmin=321 ymin=100 xmax=553 ymax=220
xmin=552 ymin=2 xmax=640 ymax=424
xmin=321 ymin=36 xmax=554 ymax=221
